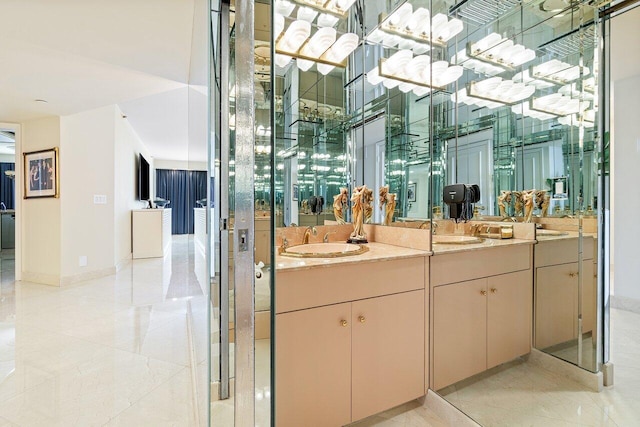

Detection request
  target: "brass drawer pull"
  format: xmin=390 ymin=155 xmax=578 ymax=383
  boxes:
xmin=491 ymin=288 xmax=497 ymax=294
xmin=480 ymin=290 xmax=487 ymax=296
xmin=340 ymin=320 xmax=348 ymax=327
xmin=358 ymin=315 xmax=366 ymax=324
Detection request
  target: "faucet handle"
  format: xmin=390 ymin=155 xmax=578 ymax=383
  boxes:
xmin=323 ymin=231 xmax=336 ymax=243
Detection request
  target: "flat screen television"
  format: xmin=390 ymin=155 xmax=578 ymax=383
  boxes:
xmin=138 ymin=154 xmax=150 ymax=201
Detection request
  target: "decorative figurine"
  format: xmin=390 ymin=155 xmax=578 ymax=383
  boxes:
xmin=349 ymin=186 xmax=368 ymax=243
xmin=332 ymin=188 xmax=348 ymax=224
xmin=498 ymin=191 xmax=512 ymax=218
xmin=363 ymin=186 xmax=374 ymax=224
xmin=513 ymin=191 xmax=523 ymax=217
xmin=523 ymin=190 xmax=535 ymax=223
xmin=535 ymin=190 xmax=550 ymax=217
xmin=379 ymin=185 xmax=397 ymax=226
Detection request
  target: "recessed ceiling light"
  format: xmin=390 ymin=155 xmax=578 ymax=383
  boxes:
xmin=34 ymin=99 xmax=48 ymax=103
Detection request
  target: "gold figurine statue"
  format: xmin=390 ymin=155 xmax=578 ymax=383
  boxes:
xmin=498 ymin=190 xmax=512 ymax=218
xmin=523 ymin=190 xmax=535 ymax=223
xmin=333 ymin=188 xmax=348 ymax=224
xmin=349 ymin=186 xmax=367 ymax=242
xmin=535 ymin=190 xmax=550 ymax=217
xmin=379 ymin=185 xmax=397 ymax=226
xmin=363 ymin=186 xmax=374 ymax=224
xmin=512 ymin=191 xmax=523 ymax=217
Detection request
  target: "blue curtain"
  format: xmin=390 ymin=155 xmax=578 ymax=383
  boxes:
xmin=0 ymin=163 xmax=15 ymax=209
xmin=155 ymin=169 xmax=207 ymax=234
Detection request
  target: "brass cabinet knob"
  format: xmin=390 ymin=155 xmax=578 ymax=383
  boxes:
xmin=358 ymin=315 xmax=366 ymax=324
xmin=480 ymin=290 xmax=487 ymax=296
xmin=569 ymin=272 xmax=577 ymax=278
xmin=491 ymin=288 xmax=497 ymax=294
xmin=340 ymin=320 xmax=348 ymax=327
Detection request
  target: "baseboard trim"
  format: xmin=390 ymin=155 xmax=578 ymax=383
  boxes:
xmin=611 ymin=295 xmax=640 ymax=314
xmin=60 ymin=266 xmax=116 ymax=286
xmin=20 ymin=271 xmax=62 ymax=286
xmin=528 ymin=348 xmax=603 ymax=391
xmin=422 ymin=390 xmax=481 ymax=427
xmin=115 ymin=255 xmax=132 ymax=273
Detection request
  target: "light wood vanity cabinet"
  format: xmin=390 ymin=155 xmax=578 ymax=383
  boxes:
xmin=534 ymin=237 xmax=595 ymax=349
xmin=276 ymin=254 xmax=427 ymax=427
xmin=431 ymin=245 xmax=533 ymax=390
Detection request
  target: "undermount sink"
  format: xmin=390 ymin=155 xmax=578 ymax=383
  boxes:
xmin=537 ymin=229 xmax=568 ymax=236
xmin=280 ymin=242 xmax=369 ymax=258
xmin=432 ymin=235 xmax=483 ymax=245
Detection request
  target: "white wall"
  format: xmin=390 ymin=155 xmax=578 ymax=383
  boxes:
xmin=0 ymin=154 xmax=15 ymax=163
xmin=114 ymin=107 xmax=153 ymax=267
xmin=154 ymin=159 xmax=206 ymax=171
xmin=612 ymin=75 xmax=640 ymax=301
xmin=60 ymin=106 xmax=116 ymax=281
xmin=21 ymin=116 xmax=61 ymax=285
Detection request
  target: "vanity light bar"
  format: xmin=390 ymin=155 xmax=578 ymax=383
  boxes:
xmin=511 ymin=103 xmax=556 ymax=121
xmin=455 ymin=33 xmax=536 ymax=74
xmin=275 ymin=19 xmax=359 ymax=72
xmin=454 ymin=77 xmax=535 ymax=109
xmin=513 ymin=60 xmax=590 ymax=89
xmin=557 ymin=110 xmax=596 ymax=127
xmin=367 ymin=50 xmax=464 ymax=95
xmin=289 ymin=0 xmax=357 ymax=18
xmin=368 ymin=4 xmax=464 ymax=50
xmin=529 ymin=93 xmax=586 ymax=117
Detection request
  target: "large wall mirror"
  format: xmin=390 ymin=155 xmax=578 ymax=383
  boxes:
xmin=271 ymin=0 xmax=604 ymax=423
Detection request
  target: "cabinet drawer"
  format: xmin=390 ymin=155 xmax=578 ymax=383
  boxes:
xmin=276 ymin=256 xmax=427 ymax=313
xmin=431 ymin=244 xmax=531 ymax=287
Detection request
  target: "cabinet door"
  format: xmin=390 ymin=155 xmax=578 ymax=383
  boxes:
xmin=351 ymin=290 xmax=425 ymax=422
xmin=535 ymin=263 xmax=578 ymax=349
xmin=276 ymin=303 xmax=351 ymax=427
xmin=487 ymin=270 xmax=532 ymax=369
xmin=433 ymin=279 xmax=487 ymax=390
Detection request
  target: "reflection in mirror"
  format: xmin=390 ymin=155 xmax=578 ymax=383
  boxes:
xmin=271 ymin=0 xmax=604 ymax=425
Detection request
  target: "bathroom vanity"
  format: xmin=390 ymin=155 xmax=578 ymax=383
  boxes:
xmin=534 ymin=232 xmax=596 ymax=350
xmin=275 ymin=237 xmax=429 ymax=426
xmin=430 ymin=241 xmax=534 ymax=390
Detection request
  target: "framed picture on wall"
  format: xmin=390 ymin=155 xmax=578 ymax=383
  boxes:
xmin=24 ymin=148 xmax=59 ymax=199
xmin=407 ymin=183 xmax=416 ymax=202
xmin=292 ymin=184 xmax=299 ymax=201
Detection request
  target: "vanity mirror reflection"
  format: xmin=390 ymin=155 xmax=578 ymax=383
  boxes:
xmin=271 ymin=0 xmax=604 ymax=424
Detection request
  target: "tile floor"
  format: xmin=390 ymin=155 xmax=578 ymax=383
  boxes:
xmin=362 ymin=308 xmax=640 ymax=427
xmin=0 ymin=236 xmax=209 ymax=426
xmin=2 ymin=236 xmax=640 ymax=426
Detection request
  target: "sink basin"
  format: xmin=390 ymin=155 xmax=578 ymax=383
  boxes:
xmin=432 ymin=235 xmax=483 ymax=245
xmin=280 ymin=242 xmax=369 ymax=258
xmin=537 ymin=229 xmax=568 ymax=236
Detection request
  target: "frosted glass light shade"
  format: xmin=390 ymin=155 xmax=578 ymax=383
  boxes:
xmin=279 ymin=20 xmax=312 ymax=53
xmin=387 ymin=3 xmax=413 ymax=28
xmin=406 ymin=8 xmax=430 ymax=34
xmin=275 ymin=54 xmax=293 ymax=68
xmin=323 ymin=33 xmax=359 ymax=63
xmin=297 ymin=6 xmax=319 ymax=23
xmin=275 ymin=14 xmax=285 ymax=39
xmin=298 ymin=27 xmax=337 ymax=71
xmin=318 ymin=13 xmax=339 ymax=28
xmin=275 ymin=0 xmax=295 ymax=17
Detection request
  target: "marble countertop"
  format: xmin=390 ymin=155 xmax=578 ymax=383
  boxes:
xmin=431 ymin=237 xmax=534 ymax=255
xmin=535 ymin=230 xmax=597 ymax=242
xmin=275 ymin=242 xmax=429 ymax=272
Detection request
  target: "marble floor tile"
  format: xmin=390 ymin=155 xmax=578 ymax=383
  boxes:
xmin=0 ymin=235 xmax=208 ymax=426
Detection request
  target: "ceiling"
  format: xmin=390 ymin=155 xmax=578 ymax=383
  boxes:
xmin=0 ymin=0 xmax=208 ymax=161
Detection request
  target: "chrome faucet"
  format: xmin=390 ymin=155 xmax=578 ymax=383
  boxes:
xmin=431 ymin=221 xmax=438 ymax=235
xmin=302 ymin=226 xmax=317 ymax=244
xmin=0 ymin=202 xmax=5 ymax=211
